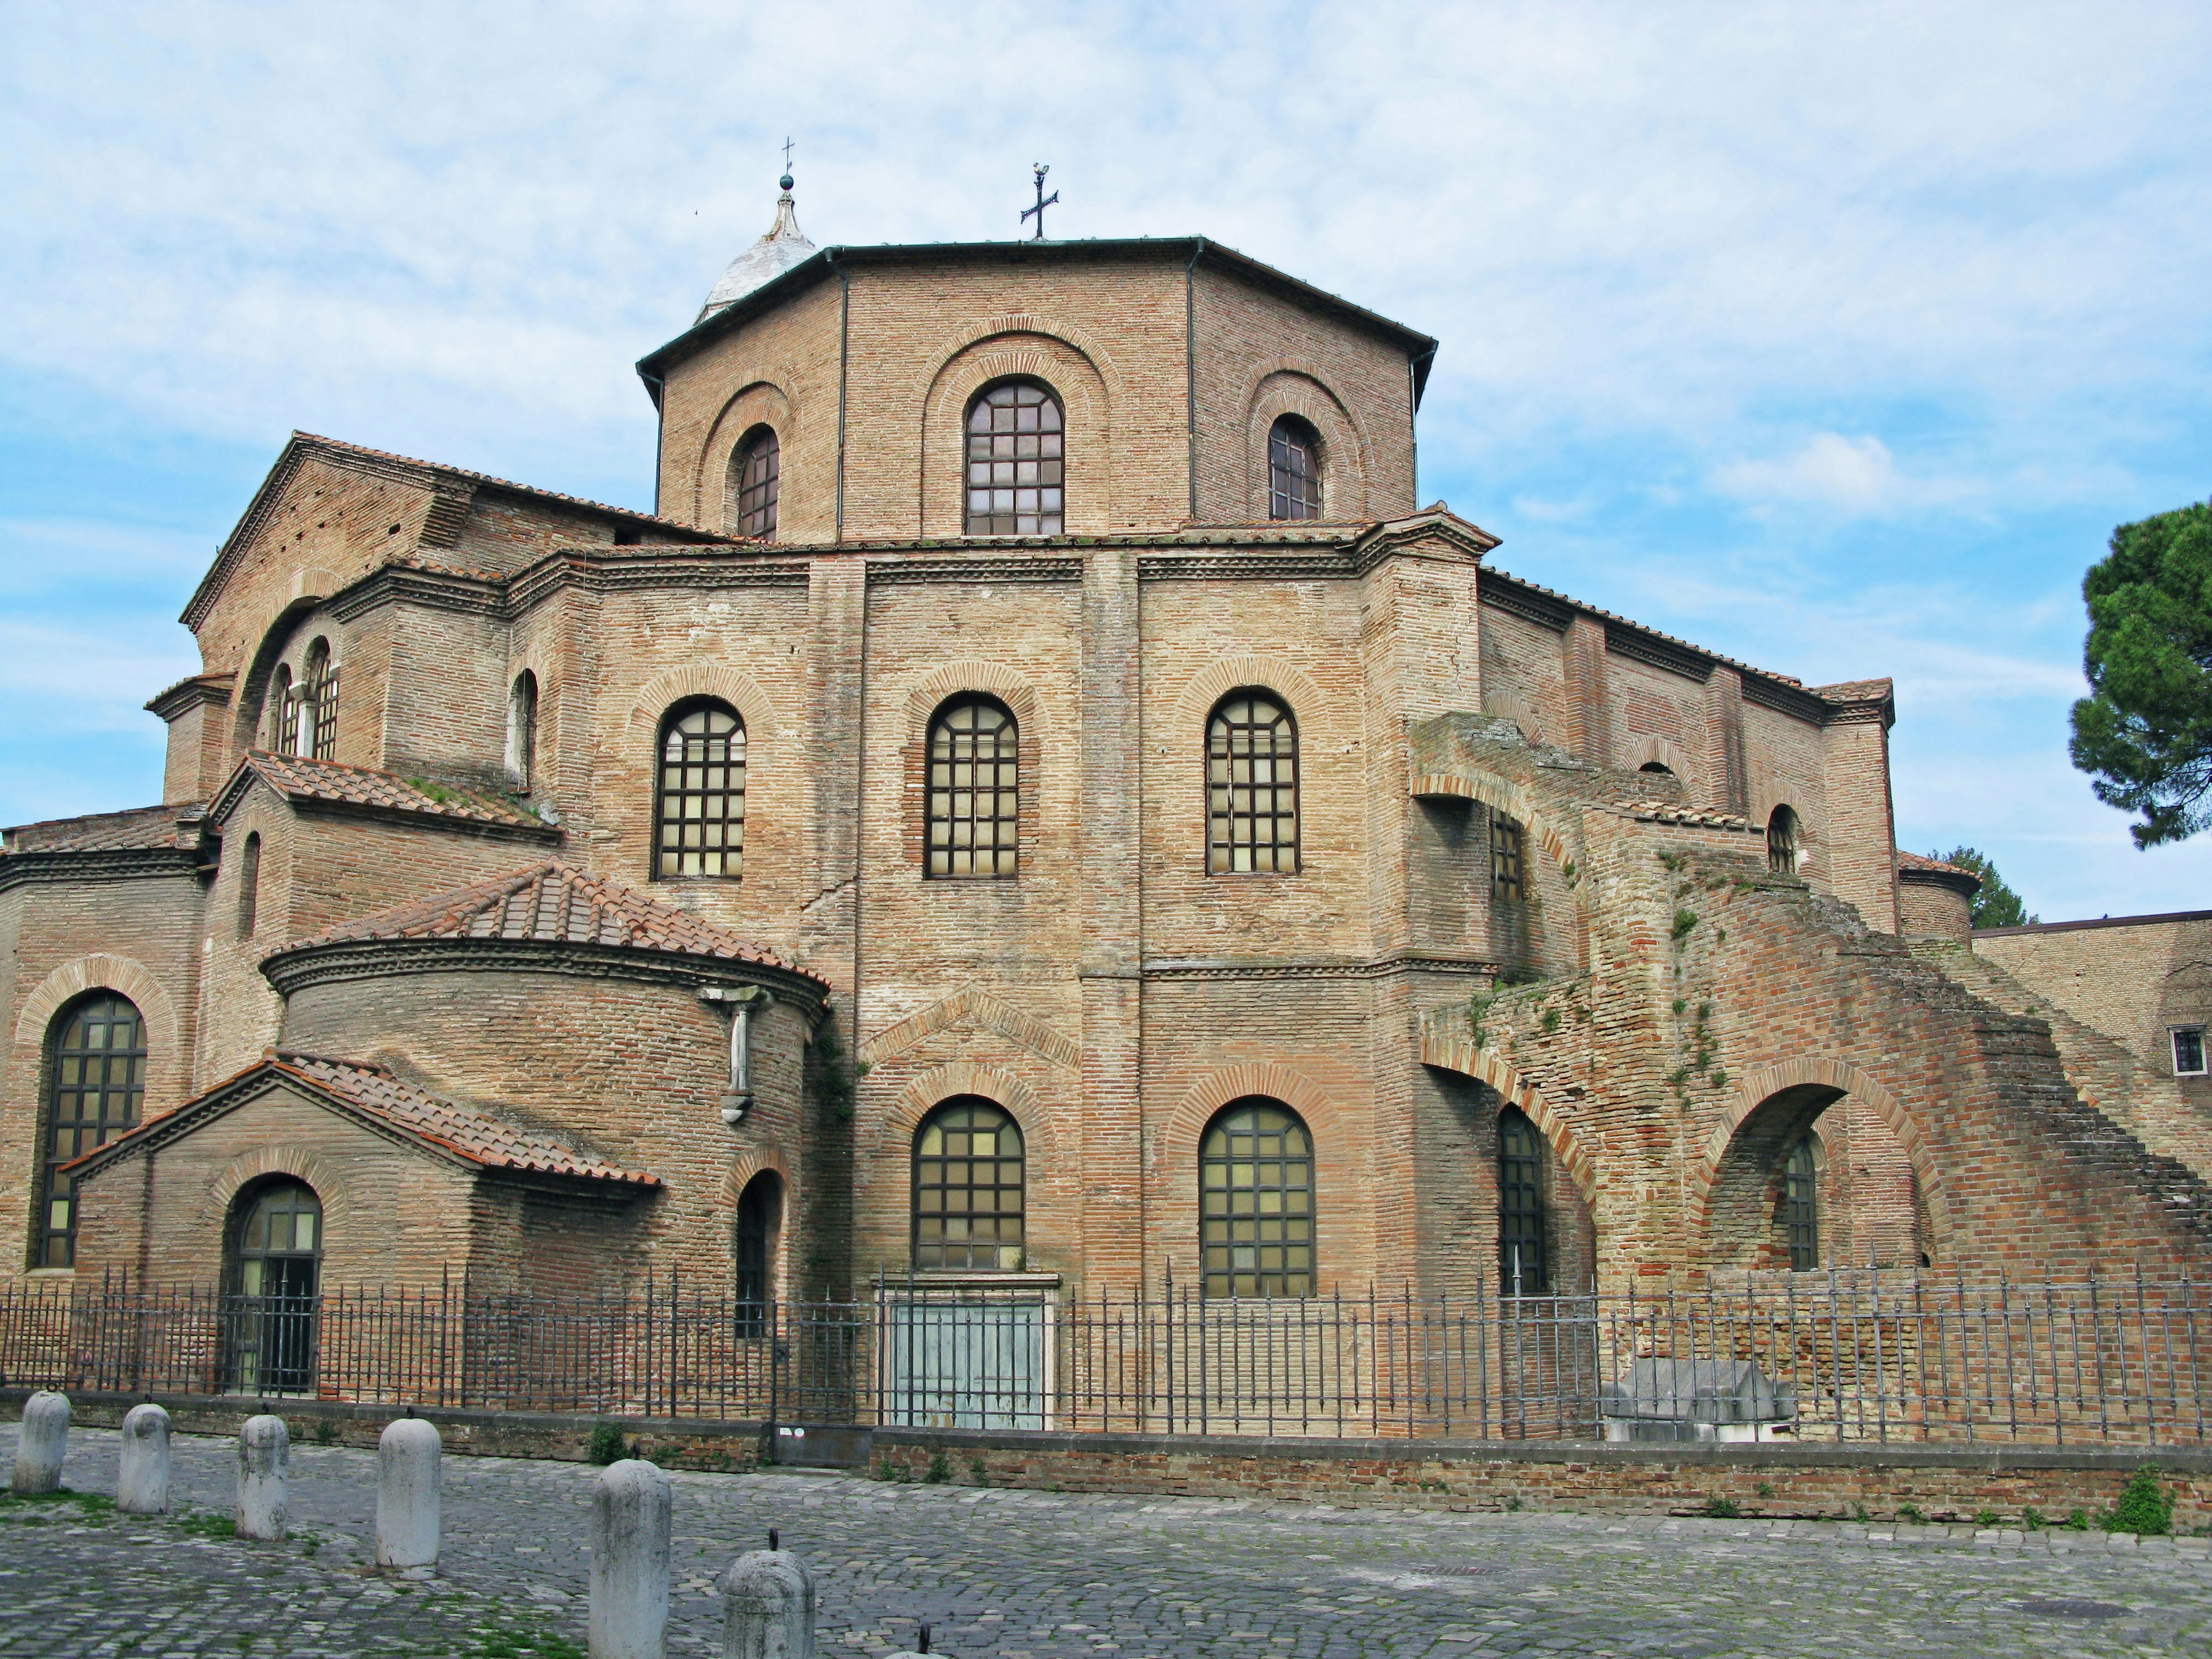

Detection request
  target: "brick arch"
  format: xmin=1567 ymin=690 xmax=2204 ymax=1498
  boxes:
xmin=900 ymin=660 xmax=1046 ymax=739
xmin=918 ymin=312 xmax=1127 ymax=419
xmin=1241 ymin=361 xmax=1372 ymax=521
xmin=1158 ymin=1062 xmax=1347 ymax=1169
xmin=1171 ymin=655 xmax=1334 ymax=736
xmin=230 ymin=592 xmax=337 ymax=751
xmin=921 ymin=327 xmax=1113 ymax=534
xmin=1480 ymin=690 xmax=1554 ymax=752
xmin=692 ymin=374 xmax=801 ymax=529
xmin=1626 ymin=734 xmax=1699 ymax=793
xmin=199 ymin=1142 xmax=355 ymax=1256
xmin=858 ymin=989 xmax=1080 ymax=1072
xmin=1749 ymin=792 xmax=1819 ymax=878
xmin=874 ymin=1062 xmax=1062 ymax=1171
xmin=1692 ymin=1056 xmax=1952 ymax=1267
xmin=1415 ymin=1024 xmax=1599 ymax=1205
xmin=1403 ymin=765 xmax=1593 ymax=930
xmin=13 ymin=955 xmax=184 ymax=1117
xmin=626 ymin=664 xmax=790 ymax=742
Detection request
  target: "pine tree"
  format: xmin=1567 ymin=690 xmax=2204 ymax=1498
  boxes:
xmin=1934 ymin=846 xmax=2036 ymax=929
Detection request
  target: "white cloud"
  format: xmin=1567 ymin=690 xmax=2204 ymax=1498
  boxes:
xmin=1710 ymin=434 xmax=1988 ymax=518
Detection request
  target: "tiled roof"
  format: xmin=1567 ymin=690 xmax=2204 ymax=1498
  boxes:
xmin=279 ymin=859 xmax=826 ymax=983
xmin=3 ymin=802 xmax=205 ymax=855
xmin=225 ymin=751 xmax=555 ymax=835
xmin=271 ymin=1053 xmax=657 ymax=1185
xmin=1898 ymin=850 xmax=1980 ymax=887
xmin=1480 ymin=566 xmax=1810 ymax=692
xmin=1612 ymin=800 xmax=1754 ymax=831
xmin=1813 ymin=677 xmax=1895 ymax=705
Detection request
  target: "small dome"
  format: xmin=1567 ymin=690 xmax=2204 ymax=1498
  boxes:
xmin=698 ymin=182 xmax=817 ymax=323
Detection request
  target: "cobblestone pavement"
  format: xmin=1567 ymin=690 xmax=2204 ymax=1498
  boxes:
xmin=5 ymin=1425 xmax=2210 ymax=1657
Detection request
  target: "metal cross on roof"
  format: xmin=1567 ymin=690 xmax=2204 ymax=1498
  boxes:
xmin=1020 ymin=163 xmax=1059 ymax=240
xmin=782 ymin=136 xmax=794 ymax=173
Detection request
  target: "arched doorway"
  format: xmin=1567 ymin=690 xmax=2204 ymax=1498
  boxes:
xmin=734 ymin=1170 xmax=783 ymax=1336
xmin=226 ymin=1179 xmax=323 ymax=1393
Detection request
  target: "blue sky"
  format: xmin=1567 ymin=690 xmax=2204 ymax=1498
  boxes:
xmin=3 ymin=1 xmax=2207 ymax=921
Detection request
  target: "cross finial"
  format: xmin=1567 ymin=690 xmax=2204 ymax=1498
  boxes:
xmin=1020 ymin=162 xmax=1059 ymax=240
xmin=779 ymin=137 xmax=795 ymax=194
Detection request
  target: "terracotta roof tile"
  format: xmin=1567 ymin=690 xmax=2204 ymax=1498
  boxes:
xmin=3 ymin=802 xmax=206 ymax=855
xmin=1482 ymin=566 xmax=1811 ymax=692
xmin=1813 ymin=677 xmax=1895 ymax=704
xmin=230 ymin=751 xmax=554 ymax=834
xmin=1611 ymin=800 xmax=1754 ymax=831
xmin=1899 ymin=850 xmax=1981 ymax=887
xmin=279 ymin=859 xmax=827 ymax=983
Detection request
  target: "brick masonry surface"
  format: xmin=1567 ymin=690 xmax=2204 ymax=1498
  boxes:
xmin=5 ymin=1419 xmax=2210 ymax=1657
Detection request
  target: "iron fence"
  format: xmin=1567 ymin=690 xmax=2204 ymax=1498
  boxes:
xmin=2 ymin=1267 xmax=2205 ymax=1448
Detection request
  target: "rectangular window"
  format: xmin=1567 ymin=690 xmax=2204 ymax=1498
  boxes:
xmin=1492 ymin=810 xmax=1524 ymax=901
xmin=2175 ymin=1027 xmax=2208 ymax=1077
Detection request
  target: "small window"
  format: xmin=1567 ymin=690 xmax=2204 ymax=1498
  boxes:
xmin=1267 ymin=416 xmax=1322 ymax=521
xmin=925 ymin=696 xmax=1018 ymax=879
xmin=266 ymin=665 xmax=294 ymax=752
xmin=1498 ymin=1108 xmax=1548 ymax=1295
xmin=653 ymin=700 xmax=745 ymax=879
xmin=1206 ymin=692 xmax=1299 ymax=874
xmin=731 ymin=426 xmax=781 ymax=539
xmin=965 ymin=381 xmax=1064 ymax=536
xmin=1768 ymin=806 xmax=1800 ymax=876
xmin=1492 ymin=810 xmax=1525 ymax=900
xmin=912 ymin=1098 xmax=1025 ymax=1271
xmin=1638 ymin=761 xmax=1674 ymax=778
xmin=296 ymin=639 xmax=337 ymax=761
xmin=508 ymin=671 xmax=539 ymax=791
xmin=37 ymin=993 xmax=146 ymax=1268
xmin=2175 ymin=1027 xmax=2208 ymax=1077
xmin=1784 ymin=1138 xmax=1819 ymax=1271
xmin=734 ymin=1170 xmax=782 ymax=1335
xmin=226 ymin=1178 xmax=322 ymax=1393
xmin=237 ymin=832 xmax=262 ymax=940
xmin=1200 ymin=1098 xmax=1315 ymax=1298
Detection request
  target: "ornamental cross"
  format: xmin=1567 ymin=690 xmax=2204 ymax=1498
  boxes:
xmin=1020 ymin=162 xmax=1059 ymax=240
xmin=782 ymin=135 xmax=794 ymax=173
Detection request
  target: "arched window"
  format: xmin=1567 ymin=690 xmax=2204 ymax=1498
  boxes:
xmin=730 ymin=426 xmax=781 ymax=539
xmin=508 ymin=671 xmax=539 ymax=791
xmin=226 ymin=1178 xmax=322 ymax=1393
xmin=298 ymin=639 xmax=337 ymax=760
xmin=1200 ymin=1098 xmax=1315 ymax=1298
xmin=965 ymin=380 xmax=1063 ymax=536
xmin=266 ymin=664 xmax=294 ymax=752
xmin=734 ymin=1170 xmax=783 ymax=1335
xmin=1267 ymin=416 xmax=1322 ymax=520
xmin=1207 ymin=692 xmax=1299 ymax=873
xmin=237 ymin=832 xmax=262 ymax=940
xmin=926 ymin=696 xmax=1018 ymax=879
xmin=1768 ymin=805 xmax=1800 ymax=875
xmin=1498 ymin=1109 xmax=1548 ymax=1295
xmin=654 ymin=700 xmax=746 ymax=879
xmin=912 ymin=1098 xmax=1025 ymax=1271
xmin=1784 ymin=1138 xmax=1819 ymax=1271
xmin=37 ymin=993 xmax=146 ymax=1267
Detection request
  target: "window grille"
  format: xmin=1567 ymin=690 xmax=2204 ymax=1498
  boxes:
xmin=1498 ymin=1108 xmax=1548 ymax=1294
xmin=734 ymin=1172 xmax=781 ymax=1335
xmin=654 ymin=701 xmax=746 ymax=878
xmin=1785 ymin=1138 xmax=1819 ymax=1271
xmin=1267 ymin=416 xmax=1321 ymax=520
xmin=1768 ymin=806 xmax=1800 ymax=876
xmin=926 ymin=696 xmax=1018 ymax=878
xmin=733 ymin=426 xmax=780 ymax=539
xmin=1492 ymin=810 xmax=1525 ymax=900
xmin=39 ymin=994 xmax=145 ymax=1268
xmin=228 ymin=1179 xmax=322 ymax=1393
xmin=965 ymin=381 xmax=1063 ymax=535
xmin=2175 ymin=1027 xmax=2207 ymax=1077
xmin=237 ymin=832 xmax=261 ymax=940
xmin=1206 ymin=692 xmax=1299 ymax=873
xmin=1200 ymin=1099 xmax=1315 ymax=1298
xmin=912 ymin=1098 xmax=1025 ymax=1271
xmin=298 ymin=641 xmax=337 ymax=761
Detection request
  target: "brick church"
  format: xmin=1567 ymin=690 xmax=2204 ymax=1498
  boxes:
xmin=5 ymin=176 xmax=2206 ymax=1317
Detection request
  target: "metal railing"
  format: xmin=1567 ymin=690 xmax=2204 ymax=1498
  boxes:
xmin=3 ymin=1266 xmax=2205 ymax=1447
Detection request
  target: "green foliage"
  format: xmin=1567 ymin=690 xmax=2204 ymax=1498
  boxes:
xmin=1503 ymin=1494 xmax=1522 ymax=1512
xmin=1930 ymin=846 xmax=2036 ymax=929
xmin=876 ymin=1457 xmax=911 ymax=1483
xmin=969 ymin=1457 xmax=991 ymax=1487
xmin=2022 ymin=1506 xmax=2046 ymax=1531
xmin=925 ymin=1450 xmax=950 ymax=1485
xmin=1895 ymin=1503 xmax=1925 ymax=1525
xmin=2069 ymin=500 xmax=2212 ymax=846
xmin=1755 ymin=1482 xmax=1775 ymax=1499
xmin=586 ymin=1422 xmax=628 ymax=1467
xmin=2103 ymin=1466 xmax=2174 ymax=1535
xmin=1540 ymin=1007 xmax=1560 ymax=1035
xmin=463 ymin=1613 xmax=589 ymax=1658
xmin=2061 ymin=1507 xmax=2091 ymax=1531
xmin=1974 ymin=1508 xmax=2000 ymax=1528
xmin=313 ymin=1416 xmax=339 ymax=1446
xmin=1671 ymin=908 xmax=1698 ymax=941
xmin=1702 ymin=1495 xmax=1740 ymax=1518
xmin=173 ymin=1509 xmax=237 ymax=1539
xmin=810 ymin=1015 xmax=866 ymax=1123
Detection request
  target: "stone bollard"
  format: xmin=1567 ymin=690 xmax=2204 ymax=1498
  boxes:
xmin=10 ymin=1391 xmax=69 ymax=1495
xmin=590 ymin=1458 xmax=672 ymax=1659
xmin=376 ymin=1416 xmax=442 ymax=1571
xmin=118 ymin=1402 xmax=172 ymax=1514
xmin=720 ymin=1530 xmax=817 ymax=1659
xmin=880 ymin=1621 xmax=934 ymax=1659
xmin=236 ymin=1414 xmax=290 ymax=1540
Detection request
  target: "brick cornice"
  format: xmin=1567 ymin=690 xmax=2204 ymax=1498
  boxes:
xmin=260 ymin=935 xmax=831 ymax=1012
xmin=0 ymin=847 xmax=206 ymax=892
xmin=145 ymin=672 xmax=235 ymax=722
xmin=1137 ymin=953 xmax=1497 ymax=982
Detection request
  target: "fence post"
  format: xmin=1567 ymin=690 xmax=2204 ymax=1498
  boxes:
xmin=236 ymin=1414 xmax=289 ymax=1540
xmin=721 ymin=1530 xmax=817 ymax=1659
xmin=376 ymin=1415 xmax=442 ymax=1571
xmin=118 ymin=1401 xmax=171 ymax=1514
xmin=11 ymin=1390 xmax=69 ymax=1494
xmin=590 ymin=1458 xmax=671 ymax=1659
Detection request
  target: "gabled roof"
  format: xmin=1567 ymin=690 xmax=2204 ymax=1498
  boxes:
xmin=3 ymin=802 xmax=207 ymax=855
xmin=66 ymin=1052 xmax=657 ymax=1188
xmin=272 ymin=859 xmax=826 ymax=984
xmin=211 ymin=751 xmax=559 ymax=841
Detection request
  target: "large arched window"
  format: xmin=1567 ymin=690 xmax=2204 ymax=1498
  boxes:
xmin=1767 ymin=805 xmax=1800 ymax=876
xmin=926 ymin=696 xmax=1018 ymax=879
xmin=507 ymin=671 xmax=538 ymax=791
xmin=965 ymin=380 xmax=1063 ymax=536
xmin=1199 ymin=1098 xmax=1315 ymax=1298
xmin=226 ymin=1178 xmax=322 ymax=1393
xmin=298 ymin=639 xmax=337 ymax=760
xmin=734 ymin=1169 xmax=783 ymax=1335
xmin=654 ymin=699 xmax=746 ymax=879
xmin=1206 ymin=691 xmax=1299 ymax=873
xmin=1783 ymin=1138 xmax=1819 ymax=1271
xmin=1267 ymin=416 xmax=1322 ymax=520
xmin=36 ymin=993 xmax=146 ymax=1268
xmin=912 ymin=1098 xmax=1025 ymax=1271
xmin=1498 ymin=1108 xmax=1548 ymax=1295
xmin=730 ymin=425 xmax=781 ymax=539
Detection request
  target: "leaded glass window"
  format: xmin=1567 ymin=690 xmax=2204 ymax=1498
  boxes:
xmin=1768 ymin=806 xmax=1800 ymax=876
xmin=1268 ymin=416 xmax=1321 ymax=520
xmin=732 ymin=426 xmax=780 ymax=539
xmin=1206 ymin=692 xmax=1298 ymax=874
xmin=926 ymin=696 xmax=1018 ymax=878
xmin=1785 ymin=1138 xmax=1819 ymax=1271
xmin=1498 ymin=1109 xmax=1547 ymax=1294
xmin=912 ymin=1098 xmax=1025 ymax=1271
xmin=37 ymin=994 xmax=145 ymax=1268
xmin=965 ymin=381 xmax=1063 ymax=535
xmin=654 ymin=700 xmax=745 ymax=878
xmin=227 ymin=1179 xmax=321 ymax=1394
xmin=1493 ymin=810 xmax=1525 ymax=900
xmin=1200 ymin=1099 xmax=1315 ymax=1298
